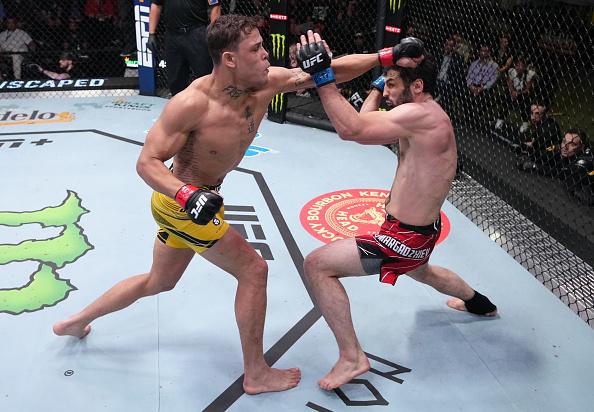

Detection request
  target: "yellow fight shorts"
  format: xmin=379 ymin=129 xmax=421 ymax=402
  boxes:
xmin=150 ymin=190 xmax=229 ymax=253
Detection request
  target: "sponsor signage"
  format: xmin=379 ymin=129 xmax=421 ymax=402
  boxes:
xmin=300 ymin=189 xmax=450 ymax=243
xmin=0 ymin=110 xmax=75 ymax=126
xmin=134 ymin=0 xmax=156 ymax=95
xmin=0 ymin=78 xmax=137 ymax=93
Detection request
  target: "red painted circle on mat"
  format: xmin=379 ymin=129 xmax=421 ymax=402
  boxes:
xmin=300 ymin=189 xmax=450 ymax=243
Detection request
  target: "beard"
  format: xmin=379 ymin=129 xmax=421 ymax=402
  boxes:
xmin=394 ymin=87 xmax=413 ymax=107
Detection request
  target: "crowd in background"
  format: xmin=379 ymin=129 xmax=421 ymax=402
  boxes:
xmin=1 ymin=0 xmax=592 ymax=204
xmin=0 ymin=0 xmax=134 ymax=81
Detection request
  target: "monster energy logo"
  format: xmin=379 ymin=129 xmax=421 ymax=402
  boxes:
xmin=390 ymin=0 xmax=402 ymax=13
xmin=271 ymin=33 xmax=286 ymax=61
xmin=0 ymin=191 xmax=93 ymax=315
xmin=271 ymin=93 xmax=284 ymax=113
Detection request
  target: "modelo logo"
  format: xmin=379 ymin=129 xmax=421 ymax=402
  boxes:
xmin=300 ymin=189 xmax=450 ymax=243
xmin=134 ymin=4 xmax=153 ymax=68
xmin=0 ymin=110 xmax=75 ymax=126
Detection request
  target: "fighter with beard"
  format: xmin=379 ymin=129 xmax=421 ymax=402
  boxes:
xmin=296 ymin=31 xmax=498 ymax=390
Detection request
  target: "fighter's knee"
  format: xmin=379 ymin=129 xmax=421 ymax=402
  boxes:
xmin=241 ymin=257 xmax=268 ymax=286
xmin=145 ymin=274 xmax=179 ymax=295
xmin=303 ymin=250 xmax=324 ymax=278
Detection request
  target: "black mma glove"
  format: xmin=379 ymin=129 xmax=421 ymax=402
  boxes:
xmin=296 ymin=41 xmax=335 ymax=87
xmin=378 ymin=37 xmax=425 ymax=67
xmin=147 ymin=33 xmax=158 ymax=57
xmin=175 ymin=184 xmax=223 ymax=225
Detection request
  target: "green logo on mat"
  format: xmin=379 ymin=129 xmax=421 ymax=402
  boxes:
xmin=0 ymin=191 xmax=93 ymax=315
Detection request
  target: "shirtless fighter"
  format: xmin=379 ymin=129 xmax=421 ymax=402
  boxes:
xmin=296 ymin=32 xmax=498 ymax=390
xmin=52 ymin=15 xmax=384 ymax=395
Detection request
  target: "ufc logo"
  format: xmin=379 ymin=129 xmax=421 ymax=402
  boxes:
xmin=190 ymin=194 xmax=208 ymax=220
xmin=303 ymin=53 xmax=323 ymax=69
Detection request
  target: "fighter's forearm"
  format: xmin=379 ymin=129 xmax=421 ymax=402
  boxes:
xmin=332 ymin=53 xmax=378 ymax=84
xmin=136 ymin=156 xmax=184 ymax=199
xmin=360 ymin=89 xmax=382 ymax=113
xmin=318 ymin=85 xmax=362 ymax=140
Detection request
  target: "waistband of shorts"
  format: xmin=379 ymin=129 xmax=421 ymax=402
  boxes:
xmin=386 ymin=214 xmax=440 ymax=235
xmin=168 ymin=164 xmax=221 ymax=192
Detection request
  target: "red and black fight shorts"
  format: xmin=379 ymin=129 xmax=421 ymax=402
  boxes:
xmin=355 ymin=214 xmax=441 ymax=285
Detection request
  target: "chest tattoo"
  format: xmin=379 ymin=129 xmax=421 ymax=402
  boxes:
xmin=223 ymin=85 xmax=254 ymax=99
xmin=245 ymin=106 xmax=255 ymax=134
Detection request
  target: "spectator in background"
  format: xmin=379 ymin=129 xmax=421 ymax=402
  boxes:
xmin=0 ymin=17 xmax=36 ymax=79
xmin=464 ymin=44 xmax=498 ymax=128
xmin=0 ymin=1 xmax=5 ymax=23
xmin=84 ymin=0 xmax=117 ymax=21
xmin=519 ymin=128 xmax=594 ymax=206
xmin=495 ymin=56 xmax=537 ymax=131
xmin=350 ymin=32 xmax=371 ymax=54
xmin=436 ymin=37 xmax=464 ymax=116
xmin=147 ymin=0 xmax=220 ymax=96
xmin=28 ymin=51 xmax=81 ymax=80
xmin=494 ymin=33 xmax=513 ymax=76
xmin=62 ymin=18 xmax=89 ymax=57
xmin=117 ymin=0 xmax=136 ymax=56
xmin=516 ymin=101 xmax=561 ymax=171
xmin=452 ymin=31 xmax=472 ymax=63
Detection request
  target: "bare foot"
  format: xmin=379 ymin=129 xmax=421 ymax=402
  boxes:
xmin=52 ymin=319 xmax=92 ymax=338
xmin=243 ymin=367 xmax=301 ymax=395
xmin=447 ymin=298 xmax=498 ymax=317
xmin=318 ymin=353 xmax=370 ymax=391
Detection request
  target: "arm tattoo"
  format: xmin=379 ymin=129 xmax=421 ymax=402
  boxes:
xmin=292 ymin=70 xmax=309 ymax=87
xmin=245 ymin=106 xmax=255 ymax=134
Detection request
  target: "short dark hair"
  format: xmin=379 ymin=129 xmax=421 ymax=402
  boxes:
xmin=566 ymin=128 xmax=588 ymax=144
xmin=207 ymin=14 xmax=260 ymax=66
xmin=386 ymin=54 xmax=438 ymax=96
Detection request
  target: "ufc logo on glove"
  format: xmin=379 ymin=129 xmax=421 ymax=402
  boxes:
xmin=190 ymin=194 xmax=209 ymax=220
xmin=302 ymin=54 xmax=324 ymax=69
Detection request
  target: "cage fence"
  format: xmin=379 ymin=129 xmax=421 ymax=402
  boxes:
xmin=1 ymin=0 xmax=593 ymax=325
xmin=0 ymin=0 xmax=137 ymax=99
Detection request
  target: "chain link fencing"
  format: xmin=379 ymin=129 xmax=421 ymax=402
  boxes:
xmin=0 ymin=0 xmax=137 ymax=98
xmin=1 ymin=1 xmax=592 ymax=325
xmin=403 ymin=0 xmax=594 ymax=325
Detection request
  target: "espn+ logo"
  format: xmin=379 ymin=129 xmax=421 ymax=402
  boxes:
xmin=134 ymin=3 xmax=152 ymax=68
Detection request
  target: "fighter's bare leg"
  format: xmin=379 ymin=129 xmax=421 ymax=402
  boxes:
xmin=303 ymin=238 xmax=371 ymax=390
xmin=406 ymin=264 xmax=497 ymax=316
xmin=53 ymin=239 xmax=195 ymax=338
xmin=200 ymin=228 xmax=300 ymax=395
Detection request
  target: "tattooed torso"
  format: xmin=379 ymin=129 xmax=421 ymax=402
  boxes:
xmin=173 ymin=77 xmax=270 ymax=187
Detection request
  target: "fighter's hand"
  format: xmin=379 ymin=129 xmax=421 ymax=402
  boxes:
xmin=296 ymin=30 xmax=335 ymax=88
xmin=379 ymin=37 xmax=425 ymax=67
xmin=175 ymin=184 xmax=223 ymax=225
xmin=369 ymin=75 xmax=385 ymax=93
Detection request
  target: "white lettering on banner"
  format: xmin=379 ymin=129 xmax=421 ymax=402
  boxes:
xmin=0 ymin=79 xmax=106 ymax=90
xmin=135 ymin=5 xmax=153 ymax=68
